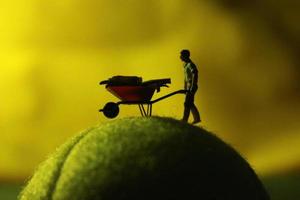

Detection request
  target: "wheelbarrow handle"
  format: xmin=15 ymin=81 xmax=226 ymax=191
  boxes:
xmin=150 ymin=89 xmax=187 ymax=104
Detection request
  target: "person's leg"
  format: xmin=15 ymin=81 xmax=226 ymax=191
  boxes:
xmin=182 ymin=105 xmax=190 ymax=122
xmin=182 ymin=93 xmax=192 ymax=122
xmin=189 ymin=88 xmax=201 ymax=124
xmin=191 ymin=104 xmax=201 ymax=124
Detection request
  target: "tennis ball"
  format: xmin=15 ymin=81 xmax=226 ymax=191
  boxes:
xmin=20 ymin=117 xmax=269 ymax=200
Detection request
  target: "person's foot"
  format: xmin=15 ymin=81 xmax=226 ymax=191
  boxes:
xmin=192 ymin=119 xmax=201 ymax=124
xmin=181 ymin=119 xmax=188 ymax=123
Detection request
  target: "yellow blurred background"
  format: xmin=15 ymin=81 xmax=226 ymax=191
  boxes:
xmin=0 ymin=0 xmax=299 ymax=196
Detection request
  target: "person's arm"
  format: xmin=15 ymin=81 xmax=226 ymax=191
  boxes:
xmin=190 ymin=65 xmax=197 ymax=91
xmin=190 ymin=72 xmax=195 ymax=91
xmin=183 ymin=65 xmax=187 ymax=90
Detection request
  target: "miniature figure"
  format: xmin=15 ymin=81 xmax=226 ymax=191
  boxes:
xmin=180 ymin=49 xmax=201 ymax=124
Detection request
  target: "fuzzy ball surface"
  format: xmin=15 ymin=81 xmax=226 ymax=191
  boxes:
xmin=20 ymin=117 xmax=269 ymax=200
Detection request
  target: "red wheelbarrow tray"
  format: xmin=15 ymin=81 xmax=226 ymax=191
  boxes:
xmin=101 ymin=78 xmax=172 ymax=102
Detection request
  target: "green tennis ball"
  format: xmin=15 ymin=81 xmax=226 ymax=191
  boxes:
xmin=20 ymin=117 xmax=269 ymax=200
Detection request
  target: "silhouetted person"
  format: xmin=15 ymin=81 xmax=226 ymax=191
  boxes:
xmin=180 ymin=49 xmax=201 ymax=124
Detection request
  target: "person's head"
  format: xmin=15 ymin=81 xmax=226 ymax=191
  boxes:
xmin=180 ymin=49 xmax=191 ymax=62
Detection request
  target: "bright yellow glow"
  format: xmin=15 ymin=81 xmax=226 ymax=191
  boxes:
xmin=0 ymin=0 xmax=299 ymax=181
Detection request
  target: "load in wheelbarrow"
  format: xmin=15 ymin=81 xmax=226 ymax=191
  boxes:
xmin=99 ymin=76 xmax=186 ymax=118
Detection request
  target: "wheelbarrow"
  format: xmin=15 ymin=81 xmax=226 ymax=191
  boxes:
xmin=99 ymin=76 xmax=186 ymax=118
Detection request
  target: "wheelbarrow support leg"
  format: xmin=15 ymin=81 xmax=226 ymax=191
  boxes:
xmin=138 ymin=104 xmax=144 ymax=116
xmin=147 ymin=104 xmax=152 ymax=116
xmin=147 ymin=104 xmax=150 ymax=116
xmin=138 ymin=104 xmax=147 ymax=116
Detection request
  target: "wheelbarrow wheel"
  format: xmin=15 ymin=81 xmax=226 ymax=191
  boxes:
xmin=100 ymin=102 xmax=119 ymax=118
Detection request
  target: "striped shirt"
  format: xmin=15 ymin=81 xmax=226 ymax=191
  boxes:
xmin=184 ymin=61 xmax=198 ymax=91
